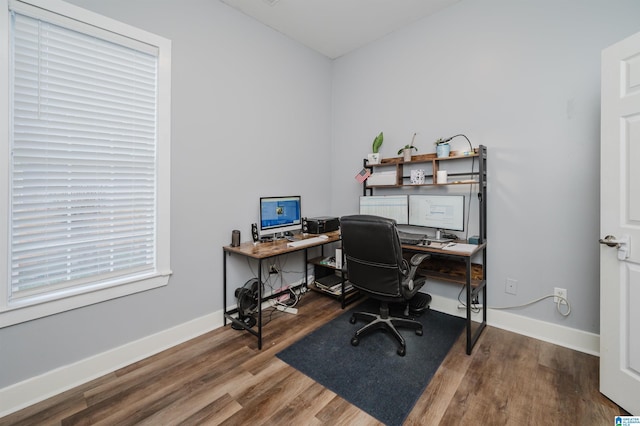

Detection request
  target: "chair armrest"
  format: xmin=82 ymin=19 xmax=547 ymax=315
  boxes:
xmin=410 ymin=253 xmax=429 ymax=267
xmin=408 ymin=253 xmax=429 ymax=279
xmin=404 ymin=253 xmax=430 ymax=291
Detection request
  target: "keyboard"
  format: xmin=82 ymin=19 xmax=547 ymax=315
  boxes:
xmin=286 ymin=235 xmax=329 ymax=248
xmin=400 ymin=237 xmax=422 ymax=245
xmin=398 ymin=231 xmax=425 ymax=245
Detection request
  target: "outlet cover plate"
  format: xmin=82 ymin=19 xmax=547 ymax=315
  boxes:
xmin=554 ymin=287 xmax=568 ymax=305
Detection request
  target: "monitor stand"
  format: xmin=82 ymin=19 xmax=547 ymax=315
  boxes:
xmin=425 ymin=229 xmax=454 ymax=243
xmin=262 ymin=231 xmax=298 ymax=242
xmin=269 ymin=232 xmax=290 ymax=241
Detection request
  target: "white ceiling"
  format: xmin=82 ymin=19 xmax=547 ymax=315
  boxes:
xmin=219 ymin=0 xmax=461 ymax=59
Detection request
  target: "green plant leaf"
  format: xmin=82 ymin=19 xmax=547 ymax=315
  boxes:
xmin=372 ymin=132 xmax=384 ymax=153
xmin=397 ymin=145 xmax=418 ymax=155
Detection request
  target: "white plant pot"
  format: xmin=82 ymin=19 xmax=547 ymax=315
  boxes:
xmin=367 ymin=153 xmax=381 ymax=165
xmin=436 ymin=143 xmax=451 ymax=158
xmin=403 ymin=149 xmax=412 ymax=162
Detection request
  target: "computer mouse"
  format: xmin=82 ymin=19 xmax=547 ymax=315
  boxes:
xmin=318 ymin=234 xmax=328 ymax=239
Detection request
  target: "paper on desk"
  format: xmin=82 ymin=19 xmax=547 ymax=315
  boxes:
xmin=442 ymin=243 xmax=477 ymax=253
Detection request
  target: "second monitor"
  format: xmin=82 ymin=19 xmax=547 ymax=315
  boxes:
xmin=408 ymin=194 xmax=465 ymax=233
xmin=359 ymin=195 xmax=408 ymax=224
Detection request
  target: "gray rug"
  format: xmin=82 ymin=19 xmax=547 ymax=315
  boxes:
xmin=277 ymin=299 xmax=465 ymax=426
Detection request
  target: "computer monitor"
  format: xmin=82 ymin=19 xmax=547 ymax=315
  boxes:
xmin=259 ymin=196 xmax=302 ymax=237
xmin=359 ymin=195 xmax=408 ymax=224
xmin=408 ymin=194 xmax=465 ymax=232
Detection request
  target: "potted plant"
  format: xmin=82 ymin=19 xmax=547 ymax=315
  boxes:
xmin=435 ymin=137 xmax=451 ymax=158
xmin=367 ymin=131 xmax=384 ymax=165
xmin=398 ymin=144 xmax=418 ymax=161
xmin=398 ymin=133 xmax=418 ymax=161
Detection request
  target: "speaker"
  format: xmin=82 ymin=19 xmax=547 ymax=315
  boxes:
xmin=231 ymin=229 xmax=240 ymax=247
xmin=251 ymin=223 xmax=259 ymax=242
xmin=302 ymin=217 xmax=308 ymax=234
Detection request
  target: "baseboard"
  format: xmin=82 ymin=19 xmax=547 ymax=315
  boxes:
xmin=1 ymin=290 xmax=600 ymax=418
xmin=0 ymin=310 xmax=225 ymax=418
xmin=0 ymin=277 xmax=311 ymax=417
xmin=428 ymin=294 xmax=600 ymax=356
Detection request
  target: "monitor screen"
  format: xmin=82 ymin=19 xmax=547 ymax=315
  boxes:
xmin=408 ymin=195 xmax=465 ymax=232
xmin=359 ymin=195 xmax=408 ymax=224
xmin=259 ymin=196 xmax=302 ymax=236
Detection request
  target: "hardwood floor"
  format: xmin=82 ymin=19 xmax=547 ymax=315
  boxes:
xmin=0 ymin=291 xmax=628 ymax=425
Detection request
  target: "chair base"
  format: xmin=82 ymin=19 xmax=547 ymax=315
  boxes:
xmin=349 ymin=302 xmax=423 ymax=356
xmin=391 ymin=292 xmax=432 ymax=317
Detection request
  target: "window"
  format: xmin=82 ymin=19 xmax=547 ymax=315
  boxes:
xmin=0 ymin=0 xmax=172 ymax=327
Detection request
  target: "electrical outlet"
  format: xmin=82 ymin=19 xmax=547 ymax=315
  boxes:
xmin=269 ymin=265 xmax=279 ymax=274
xmin=505 ymin=278 xmax=517 ymax=295
xmin=554 ymin=287 xmax=567 ymax=305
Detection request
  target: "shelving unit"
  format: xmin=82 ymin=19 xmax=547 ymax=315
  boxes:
xmin=363 ymin=149 xmax=481 ymax=185
xmin=308 ymin=255 xmax=359 ymax=308
xmin=363 ymin=145 xmax=487 ymax=244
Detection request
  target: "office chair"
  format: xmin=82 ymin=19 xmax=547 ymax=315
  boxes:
xmin=340 ymin=214 xmax=430 ymax=356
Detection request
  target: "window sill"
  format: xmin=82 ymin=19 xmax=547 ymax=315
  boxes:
xmin=0 ymin=271 xmax=172 ymax=328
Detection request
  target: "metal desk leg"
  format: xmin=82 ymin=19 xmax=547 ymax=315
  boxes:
xmin=303 ymin=248 xmax=308 ymax=288
xmin=465 ymin=249 xmax=488 ymax=355
xmin=223 ymin=251 xmax=228 ymax=326
xmin=466 ymin=257 xmax=472 ymax=355
xmin=483 ymin=248 xmax=488 ymax=328
xmin=257 ymin=259 xmax=263 ymax=350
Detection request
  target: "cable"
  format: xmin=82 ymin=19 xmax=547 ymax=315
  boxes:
xmin=443 ymin=133 xmax=473 ymax=151
xmin=457 ymin=285 xmax=571 ymax=317
xmin=443 ymin=134 xmax=477 ymax=241
xmin=273 ymin=286 xmax=299 ymax=308
xmin=457 ymin=284 xmax=482 ymax=314
xmin=489 ymin=294 xmax=571 ymax=317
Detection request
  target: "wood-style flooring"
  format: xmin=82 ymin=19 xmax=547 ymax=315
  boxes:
xmin=0 ymin=290 xmax=628 ymax=425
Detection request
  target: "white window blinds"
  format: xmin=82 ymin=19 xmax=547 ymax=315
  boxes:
xmin=9 ymin=11 xmax=159 ymax=299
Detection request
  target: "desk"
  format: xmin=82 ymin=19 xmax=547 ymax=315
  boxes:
xmin=402 ymin=241 xmax=487 ymax=355
xmin=223 ymin=231 xmax=341 ymax=349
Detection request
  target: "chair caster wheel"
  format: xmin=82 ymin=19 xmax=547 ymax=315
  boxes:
xmin=351 ymin=337 xmax=359 ymax=346
xmin=349 ymin=316 xmax=356 ymax=324
xmin=416 ymin=329 xmax=423 ymax=336
xmin=397 ymin=346 xmax=406 ymax=356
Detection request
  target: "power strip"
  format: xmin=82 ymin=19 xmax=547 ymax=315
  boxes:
xmin=276 ymin=305 xmax=298 ymax=315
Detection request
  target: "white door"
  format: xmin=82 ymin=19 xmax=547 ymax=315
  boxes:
xmin=600 ymin=30 xmax=640 ymax=416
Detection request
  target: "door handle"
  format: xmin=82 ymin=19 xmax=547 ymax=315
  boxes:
xmin=599 ymin=235 xmax=630 ymax=260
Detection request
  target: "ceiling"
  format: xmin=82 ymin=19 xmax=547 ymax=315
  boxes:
xmin=219 ymin=0 xmax=461 ymax=59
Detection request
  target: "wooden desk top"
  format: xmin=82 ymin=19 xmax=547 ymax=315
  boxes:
xmin=402 ymin=241 xmax=486 ymax=258
xmin=223 ymin=230 xmax=341 ymax=259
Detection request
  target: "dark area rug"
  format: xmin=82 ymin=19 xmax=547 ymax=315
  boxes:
xmin=276 ymin=299 xmax=466 ymax=426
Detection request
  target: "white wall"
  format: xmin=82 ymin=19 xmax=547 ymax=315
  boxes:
xmin=330 ymin=0 xmax=640 ymax=334
xmin=0 ymin=0 xmax=332 ymax=389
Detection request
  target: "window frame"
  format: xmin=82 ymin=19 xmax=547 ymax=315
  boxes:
xmin=0 ymin=0 xmax=172 ymax=328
